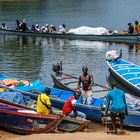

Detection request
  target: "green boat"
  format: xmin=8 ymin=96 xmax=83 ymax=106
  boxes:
xmin=0 ymin=28 xmax=140 ymax=43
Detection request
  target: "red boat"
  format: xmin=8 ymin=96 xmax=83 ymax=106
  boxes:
xmin=0 ymin=102 xmax=63 ymax=134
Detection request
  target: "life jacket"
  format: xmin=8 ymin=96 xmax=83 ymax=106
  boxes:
xmin=135 ymin=24 xmax=140 ymax=33
xmin=0 ymin=79 xmax=18 ymax=86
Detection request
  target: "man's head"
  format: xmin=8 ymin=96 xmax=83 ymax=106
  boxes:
xmin=44 ymin=87 xmax=51 ymax=96
xmin=135 ymin=20 xmax=139 ymax=25
xmin=74 ymin=89 xmax=81 ymax=99
xmin=111 ymin=83 xmax=117 ymax=89
xmin=82 ymin=66 xmax=88 ymax=75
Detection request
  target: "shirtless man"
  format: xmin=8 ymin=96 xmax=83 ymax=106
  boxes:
xmin=77 ymin=66 xmax=94 ymax=105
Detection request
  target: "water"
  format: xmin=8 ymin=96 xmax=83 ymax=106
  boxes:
xmin=1 ymin=1 xmax=140 ymax=136
xmin=0 ymin=0 xmax=140 ymax=88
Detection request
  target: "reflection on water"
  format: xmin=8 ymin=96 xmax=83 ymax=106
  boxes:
xmin=1 ymin=35 xmax=140 ymax=87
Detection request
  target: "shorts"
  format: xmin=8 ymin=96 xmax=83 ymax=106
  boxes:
xmin=110 ymin=112 xmax=125 ymax=120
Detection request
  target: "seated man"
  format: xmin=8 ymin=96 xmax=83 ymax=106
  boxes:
xmin=62 ymin=90 xmax=86 ymax=120
xmin=36 ymin=87 xmax=52 ymax=115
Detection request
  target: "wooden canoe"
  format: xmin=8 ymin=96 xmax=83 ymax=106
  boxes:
xmin=0 ymin=102 xmax=63 ymax=134
xmin=0 ymin=87 xmax=89 ymax=133
xmin=51 ymin=72 xmax=110 ymax=98
xmin=1 ymin=83 xmax=140 ymax=128
xmin=1 ymin=28 xmax=140 ymax=43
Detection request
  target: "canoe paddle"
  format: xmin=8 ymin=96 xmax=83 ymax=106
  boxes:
xmin=62 ymin=72 xmax=110 ymax=90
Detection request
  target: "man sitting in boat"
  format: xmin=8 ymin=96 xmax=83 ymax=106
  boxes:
xmin=36 ymin=87 xmax=52 ymax=115
xmin=127 ymin=23 xmax=134 ymax=34
xmin=35 ymin=24 xmax=40 ymax=32
xmin=0 ymin=23 xmax=8 ymax=29
xmin=105 ymin=83 xmax=128 ymax=134
xmin=43 ymin=24 xmax=50 ymax=33
xmin=135 ymin=20 xmax=140 ymax=34
xmin=49 ymin=25 xmax=57 ymax=33
xmin=19 ymin=19 xmax=29 ymax=32
xmin=59 ymin=24 xmax=67 ymax=34
xmin=62 ymin=90 xmax=86 ymax=120
xmin=77 ymin=66 xmax=94 ymax=105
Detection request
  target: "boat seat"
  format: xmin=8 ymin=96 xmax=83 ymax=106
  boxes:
xmin=112 ymin=64 xmax=134 ymax=70
xmin=135 ymin=83 xmax=140 ymax=86
xmin=116 ymin=68 xmax=140 ymax=75
xmin=128 ymin=78 xmax=140 ymax=85
xmin=122 ymin=72 xmax=140 ymax=76
xmin=124 ymin=75 xmax=140 ymax=81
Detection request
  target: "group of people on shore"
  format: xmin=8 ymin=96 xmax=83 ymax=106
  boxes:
xmin=0 ymin=19 xmax=67 ymax=34
xmin=36 ymin=65 xmax=128 ymax=134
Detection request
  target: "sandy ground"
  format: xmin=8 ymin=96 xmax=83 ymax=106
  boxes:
xmin=0 ymin=122 xmax=140 ymax=140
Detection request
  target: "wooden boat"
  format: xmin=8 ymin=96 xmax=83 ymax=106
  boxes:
xmin=0 ymin=102 xmax=63 ymax=134
xmin=51 ymin=72 xmax=110 ymax=98
xmin=0 ymin=86 xmax=90 ymax=133
xmin=2 ymin=83 xmax=140 ymax=128
xmin=106 ymin=58 xmax=140 ymax=96
xmin=1 ymin=28 xmax=140 ymax=43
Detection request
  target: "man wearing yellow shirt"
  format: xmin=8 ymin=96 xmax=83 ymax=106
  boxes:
xmin=36 ymin=88 xmax=52 ymax=115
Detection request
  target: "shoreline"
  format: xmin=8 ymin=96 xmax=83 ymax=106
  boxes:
xmin=0 ymin=122 xmax=140 ymax=140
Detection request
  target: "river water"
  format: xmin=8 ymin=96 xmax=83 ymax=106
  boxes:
xmin=0 ymin=0 xmax=140 ymax=137
xmin=0 ymin=0 xmax=140 ymax=89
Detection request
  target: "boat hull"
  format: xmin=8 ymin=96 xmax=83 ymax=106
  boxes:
xmin=0 ymin=102 xmax=63 ymax=134
xmin=1 ymin=28 xmax=140 ymax=43
xmin=1 ymin=81 xmax=140 ymax=128
xmin=106 ymin=59 xmax=140 ymax=96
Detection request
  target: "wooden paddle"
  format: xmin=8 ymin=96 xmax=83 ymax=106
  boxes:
xmin=62 ymin=72 xmax=110 ymax=90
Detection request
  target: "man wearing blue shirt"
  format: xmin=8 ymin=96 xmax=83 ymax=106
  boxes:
xmin=105 ymin=83 xmax=128 ymax=134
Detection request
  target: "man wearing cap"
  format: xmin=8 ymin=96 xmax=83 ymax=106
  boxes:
xmin=62 ymin=90 xmax=86 ymax=120
xmin=36 ymin=87 xmax=52 ymax=115
xmin=77 ymin=66 xmax=94 ymax=105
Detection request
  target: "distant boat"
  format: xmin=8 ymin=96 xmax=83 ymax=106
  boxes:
xmin=1 ymin=28 xmax=140 ymax=43
xmin=106 ymin=58 xmax=140 ymax=96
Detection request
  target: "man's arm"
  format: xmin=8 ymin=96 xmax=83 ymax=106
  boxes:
xmin=77 ymin=76 xmax=81 ymax=89
xmin=72 ymin=105 xmax=77 ymax=118
xmin=71 ymin=99 xmax=77 ymax=118
xmin=88 ymin=74 xmax=94 ymax=89
xmin=105 ymin=93 xmax=111 ymax=115
xmin=123 ymin=93 xmax=128 ymax=115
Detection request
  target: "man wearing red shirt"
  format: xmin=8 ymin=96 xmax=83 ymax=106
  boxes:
xmin=63 ymin=91 xmax=86 ymax=120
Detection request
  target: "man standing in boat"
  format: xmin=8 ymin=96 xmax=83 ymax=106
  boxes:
xmin=77 ymin=66 xmax=94 ymax=105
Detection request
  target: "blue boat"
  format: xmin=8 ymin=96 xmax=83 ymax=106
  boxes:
xmin=106 ymin=58 xmax=140 ymax=96
xmin=1 ymin=84 xmax=140 ymax=128
xmin=0 ymin=85 xmax=90 ymax=133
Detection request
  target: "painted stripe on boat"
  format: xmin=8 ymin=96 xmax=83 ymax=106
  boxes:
xmin=121 ymin=72 xmax=140 ymax=76
xmin=112 ymin=64 xmax=134 ymax=68
xmin=116 ymin=67 xmax=140 ymax=72
xmin=128 ymin=77 xmax=140 ymax=81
